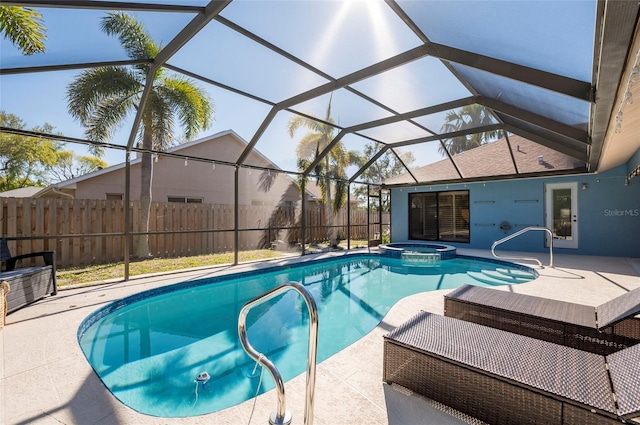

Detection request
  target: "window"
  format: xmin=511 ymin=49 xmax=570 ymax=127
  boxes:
xmin=168 ymin=197 xmax=203 ymax=204
xmin=106 ymin=193 xmax=123 ymax=200
xmin=251 ymin=200 xmax=274 ymax=206
xmin=409 ymin=191 xmax=469 ymax=243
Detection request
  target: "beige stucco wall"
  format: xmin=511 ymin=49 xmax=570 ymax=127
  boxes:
xmin=70 ymin=132 xmax=303 ymax=207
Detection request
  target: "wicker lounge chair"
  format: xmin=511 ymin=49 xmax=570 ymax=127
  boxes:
xmin=383 ymin=311 xmax=640 ymax=425
xmin=444 ymin=284 xmax=640 ymax=355
xmin=0 ymin=238 xmax=57 ymax=314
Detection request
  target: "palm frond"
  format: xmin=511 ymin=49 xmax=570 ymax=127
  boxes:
xmin=84 ymin=94 xmax=138 ymax=154
xmin=294 ymin=161 xmax=311 ymax=196
xmin=324 ymin=95 xmax=333 ymax=122
xmin=330 ymin=141 xmax=350 ymax=169
xmin=438 ymin=104 xmax=501 ymax=156
xmin=295 ymin=133 xmax=323 ymax=162
xmin=158 ymin=75 xmax=213 ymax=141
xmin=317 ymin=175 xmax=328 ymax=203
xmin=67 ymin=66 xmax=141 ymax=124
xmin=147 ymin=92 xmax=174 ymax=151
xmin=348 ymin=149 xmax=363 ymax=167
xmin=440 ymin=122 xmax=460 ymax=135
xmin=287 ymin=114 xmax=330 ymax=138
xmin=287 ymin=115 xmax=309 ymax=138
xmin=333 ymin=179 xmax=348 ymax=213
xmin=101 ymin=12 xmax=158 ymax=70
xmin=0 ymin=6 xmax=46 ymax=55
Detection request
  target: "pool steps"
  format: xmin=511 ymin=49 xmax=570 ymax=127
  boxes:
xmin=481 ymin=269 xmax=534 ymax=282
xmin=493 ymin=267 xmax=534 ymax=278
xmin=466 ymin=269 xmax=535 ymax=286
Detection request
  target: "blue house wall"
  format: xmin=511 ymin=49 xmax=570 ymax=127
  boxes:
xmin=389 ymin=163 xmax=640 ymax=257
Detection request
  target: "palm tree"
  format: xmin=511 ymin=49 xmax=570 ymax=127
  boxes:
xmin=67 ymin=12 xmax=212 ymax=258
xmin=0 ymin=6 xmax=46 ymax=55
xmin=288 ymin=103 xmax=352 ymax=248
xmin=438 ymin=104 xmax=499 ymax=156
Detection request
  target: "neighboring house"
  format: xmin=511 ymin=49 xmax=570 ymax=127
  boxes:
xmin=0 ymin=187 xmax=45 ymax=198
xmin=32 ymin=130 xmax=321 ymax=206
xmin=0 ymin=131 xmax=361 ymax=265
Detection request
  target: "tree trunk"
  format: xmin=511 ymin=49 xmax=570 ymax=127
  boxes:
xmin=324 ymin=156 xmax=336 ymax=247
xmin=134 ymin=130 xmax=153 ymax=259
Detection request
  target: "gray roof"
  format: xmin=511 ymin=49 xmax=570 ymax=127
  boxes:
xmin=0 ymin=187 xmax=45 ymax=198
xmin=386 ymin=135 xmax=585 ymax=185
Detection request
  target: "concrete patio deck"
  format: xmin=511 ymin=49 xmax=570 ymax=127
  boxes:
xmin=2 ymin=249 xmax=640 ymax=425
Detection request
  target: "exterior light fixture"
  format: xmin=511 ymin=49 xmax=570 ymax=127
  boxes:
xmin=624 ymin=91 xmax=634 ymax=104
xmin=631 ymin=65 xmax=640 ymax=83
xmin=581 ymin=183 xmax=588 ymax=190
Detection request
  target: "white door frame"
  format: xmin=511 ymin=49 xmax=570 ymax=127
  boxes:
xmin=545 ymin=182 xmax=578 ymax=249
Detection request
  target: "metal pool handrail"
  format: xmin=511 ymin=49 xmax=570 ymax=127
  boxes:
xmin=491 ymin=226 xmax=554 ymax=268
xmin=238 ymin=282 xmax=319 ymax=425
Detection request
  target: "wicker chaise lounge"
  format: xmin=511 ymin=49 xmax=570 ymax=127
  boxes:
xmin=444 ymin=284 xmax=640 ymax=355
xmin=383 ymin=311 xmax=640 ymax=425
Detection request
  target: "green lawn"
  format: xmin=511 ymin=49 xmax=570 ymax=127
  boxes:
xmin=57 ymin=240 xmax=370 ymax=287
xmin=56 ymin=250 xmax=281 ymax=287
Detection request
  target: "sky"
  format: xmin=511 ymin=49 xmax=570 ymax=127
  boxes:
xmin=0 ymin=0 xmax=597 ymax=180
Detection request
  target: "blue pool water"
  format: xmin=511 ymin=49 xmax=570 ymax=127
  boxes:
xmin=78 ymin=254 xmax=536 ymax=417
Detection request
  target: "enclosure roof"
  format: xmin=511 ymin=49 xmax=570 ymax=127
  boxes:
xmin=1 ymin=0 xmax=639 ymax=187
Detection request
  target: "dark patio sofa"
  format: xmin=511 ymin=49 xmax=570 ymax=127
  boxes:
xmin=0 ymin=238 xmax=57 ymax=314
xmin=383 ymin=311 xmax=640 ymax=425
xmin=444 ymin=284 xmax=640 ymax=355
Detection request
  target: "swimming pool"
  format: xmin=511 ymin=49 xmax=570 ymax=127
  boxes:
xmin=78 ymin=254 xmax=536 ymax=417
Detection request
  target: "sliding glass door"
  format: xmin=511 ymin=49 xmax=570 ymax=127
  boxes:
xmin=409 ymin=191 xmax=469 ymax=243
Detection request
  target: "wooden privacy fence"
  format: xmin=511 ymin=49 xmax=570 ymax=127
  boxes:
xmin=1 ymin=197 xmax=389 ymax=268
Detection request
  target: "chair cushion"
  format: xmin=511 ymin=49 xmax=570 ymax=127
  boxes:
xmin=0 ymin=267 xmax=52 ymax=281
xmin=597 ymin=287 xmax=640 ymax=329
xmin=445 ymin=284 xmax=596 ymax=328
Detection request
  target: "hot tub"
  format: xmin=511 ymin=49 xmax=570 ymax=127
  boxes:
xmin=378 ymin=242 xmax=457 ymax=262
